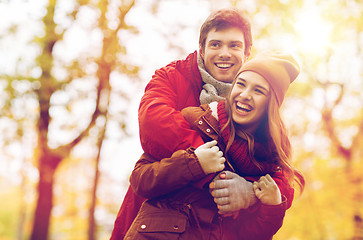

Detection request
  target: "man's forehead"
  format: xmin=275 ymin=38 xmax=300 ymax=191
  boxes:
xmin=206 ymin=27 xmax=245 ymax=41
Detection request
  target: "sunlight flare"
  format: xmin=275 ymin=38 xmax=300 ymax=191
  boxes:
xmin=294 ymin=8 xmax=333 ymax=55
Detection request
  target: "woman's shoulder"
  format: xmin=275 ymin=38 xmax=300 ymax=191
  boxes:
xmin=181 ymin=104 xmax=209 ymax=124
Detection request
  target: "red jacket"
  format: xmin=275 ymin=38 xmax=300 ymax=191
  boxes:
xmin=110 ymin=51 xmax=293 ymax=239
xmin=110 ymin=51 xmax=204 ymax=240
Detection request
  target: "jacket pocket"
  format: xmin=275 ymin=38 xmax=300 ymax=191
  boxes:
xmin=125 ymin=201 xmax=187 ymax=240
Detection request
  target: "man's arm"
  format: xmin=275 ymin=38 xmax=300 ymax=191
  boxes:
xmin=139 ymin=59 xmax=204 ymax=159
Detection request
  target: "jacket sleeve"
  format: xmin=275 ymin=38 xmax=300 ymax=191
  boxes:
xmin=139 ymin=64 xmax=204 ymax=159
xmin=130 ymin=149 xmax=207 ymax=199
xmin=270 ymin=170 xmax=294 ymax=209
xmin=233 ymin=196 xmax=287 ymax=240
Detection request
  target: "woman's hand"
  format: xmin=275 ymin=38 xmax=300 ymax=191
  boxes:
xmin=209 ymin=171 xmax=257 ymax=214
xmin=194 ymin=140 xmax=225 ymax=174
xmin=253 ymin=174 xmax=282 ymax=205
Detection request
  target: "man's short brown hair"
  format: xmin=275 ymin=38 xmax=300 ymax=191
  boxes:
xmin=199 ymin=8 xmax=252 ymax=56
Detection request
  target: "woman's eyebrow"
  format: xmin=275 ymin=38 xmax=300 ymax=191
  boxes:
xmin=237 ymin=78 xmax=269 ymax=92
xmin=255 ymin=84 xmax=269 ymax=92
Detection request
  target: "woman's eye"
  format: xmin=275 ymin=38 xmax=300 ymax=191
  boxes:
xmin=255 ymin=89 xmax=265 ymax=95
xmin=237 ymin=82 xmax=245 ymax=87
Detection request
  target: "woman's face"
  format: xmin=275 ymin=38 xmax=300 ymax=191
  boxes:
xmin=229 ymin=71 xmax=271 ymax=134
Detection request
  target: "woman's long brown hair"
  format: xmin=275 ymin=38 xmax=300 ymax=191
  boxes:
xmin=223 ymin=79 xmax=305 ymax=193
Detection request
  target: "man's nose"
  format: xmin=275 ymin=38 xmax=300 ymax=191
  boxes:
xmin=219 ymin=45 xmax=231 ymax=58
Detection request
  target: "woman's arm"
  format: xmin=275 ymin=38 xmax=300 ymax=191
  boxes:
xmin=236 ymin=197 xmax=287 ymax=239
xmin=130 ymin=149 xmax=206 ymax=199
xmin=131 ymin=140 xmax=226 ymax=199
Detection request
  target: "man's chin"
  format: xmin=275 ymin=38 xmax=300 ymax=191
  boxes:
xmin=215 ymin=76 xmax=234 ymax=83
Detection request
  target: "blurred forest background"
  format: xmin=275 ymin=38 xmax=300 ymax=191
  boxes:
xmin=0 ymin=0 xmax=362 ymax=239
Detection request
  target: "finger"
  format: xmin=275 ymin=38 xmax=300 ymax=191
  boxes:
xmin=265 ymin=174 xmax=274 ymax=183
xmin=258 ymin=176 xmax=267 ymax=184
xmin=214 ymin=196 xmax=229 ymax=205
xmin=220 ymin=157 xmax=226 ymax=164
xmin=217 ymin=204 xmax=231 ymax=213
xmin=212 ymin=188 xmax=229 ymax=198
xmin=211 ymin=145 xmax=219 ymax=152
xmin=216 ymin=163 xmax=225 ymax=172
xmin=218 ymin=151 xmax=223 ymax=157
xmin=213 ymin=178 xmax=229 ymax=189
xmin=209 ymin=181 xmax=215 ymax=189
xmin=259 ymin=181 xmax=267 ymax=190
xmin=219 ymin=171 xmax=227 ymax=180
xmin=223 ymin=171 xmax=238 ymax=179
xmin=204 ymin=140 xmax=218 ymax=148
xmin=252 ymin=182 xmax=259 ymax=192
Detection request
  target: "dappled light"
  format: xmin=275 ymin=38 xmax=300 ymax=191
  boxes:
xmin=0 ymin=0 xmax=362 ymax=239
xmin=294 ymin=7 xmax=333 ymax=56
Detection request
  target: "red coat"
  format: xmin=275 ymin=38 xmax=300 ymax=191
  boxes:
xmin=110 ymin=51 xmax=204 ymax=240
xmin=110 ymin=51 xmax=293 ymax=239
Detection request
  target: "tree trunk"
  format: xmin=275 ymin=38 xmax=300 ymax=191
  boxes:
xmin=88 ymin=154 xmax=101 ymax=240
xmin=30 ymin=155 xmax=59 ymax=240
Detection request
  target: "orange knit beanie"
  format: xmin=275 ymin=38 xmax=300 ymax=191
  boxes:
xmin=239 ymin=52 xmax=300 ymax=106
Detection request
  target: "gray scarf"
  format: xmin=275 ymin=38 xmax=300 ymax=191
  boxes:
xmin=197 ymin=53 xmax=232 ymax=104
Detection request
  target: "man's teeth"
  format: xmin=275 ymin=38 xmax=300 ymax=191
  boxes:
xmin=216 ymin=63 xmax=232 ymax=68
xmin=236 ymin=102 xmax=252 ymax=112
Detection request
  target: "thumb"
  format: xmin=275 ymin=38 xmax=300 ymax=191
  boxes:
xmin=222 ymin=170 xmax=238 ymax=179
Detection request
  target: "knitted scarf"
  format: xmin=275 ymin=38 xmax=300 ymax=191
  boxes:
xmin=197 ymin=53 xmax=232 ymax=104
xmin=217 ymin=100 xmax=276 ymax=176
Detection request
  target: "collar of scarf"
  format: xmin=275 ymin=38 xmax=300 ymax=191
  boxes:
xmin=197 ymin=53 xmax=232 ymax=105
xmin=217 ymin=100 xmax=275 ymax=176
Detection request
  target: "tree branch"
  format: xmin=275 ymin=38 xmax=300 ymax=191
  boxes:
xmin=320 ymin=82 xmax=351 ymax=160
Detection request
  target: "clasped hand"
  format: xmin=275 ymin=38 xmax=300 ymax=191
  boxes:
xmin=209 ymin=171 xmax=257 ymax=215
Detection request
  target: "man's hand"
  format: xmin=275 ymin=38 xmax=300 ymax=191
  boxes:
xmin=209 ymin=171 xmax=258 ymax=215
xmin=194 ymin=140 xmax=225 ymax=174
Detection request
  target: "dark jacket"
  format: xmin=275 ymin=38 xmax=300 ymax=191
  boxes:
xmin=124 ymin=104 xmax=288 ymax=240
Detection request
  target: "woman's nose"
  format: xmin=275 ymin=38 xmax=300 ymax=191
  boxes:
xmin=240 ymin=90 xmax=252 ymax=100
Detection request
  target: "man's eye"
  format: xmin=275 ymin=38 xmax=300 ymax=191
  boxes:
xmin=231 ymin=43 xmax=242 ymax=49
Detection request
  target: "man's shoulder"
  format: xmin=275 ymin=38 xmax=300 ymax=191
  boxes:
xmin=160 ymin=51 xmax=198 ymax=73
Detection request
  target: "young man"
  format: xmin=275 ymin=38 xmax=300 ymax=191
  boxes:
xmin=110 ymin=8 xmax=292 ymax=239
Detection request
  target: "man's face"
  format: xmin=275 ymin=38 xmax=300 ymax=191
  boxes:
xmin=200 ymin=27 xmax=249 ymax=83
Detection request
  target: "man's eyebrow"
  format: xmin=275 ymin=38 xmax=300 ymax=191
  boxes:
xmin=208 ymin=39 xmax=222 ymax=43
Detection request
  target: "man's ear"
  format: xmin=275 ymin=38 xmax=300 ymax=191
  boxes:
xmin=199 ymin=45 xmax=205 ymax=60
xmin=244 ymin=47 xmax=252 ymax=62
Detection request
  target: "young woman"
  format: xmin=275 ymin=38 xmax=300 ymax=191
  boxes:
xmin=125 ymin=52 xmax=305 ymax=240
